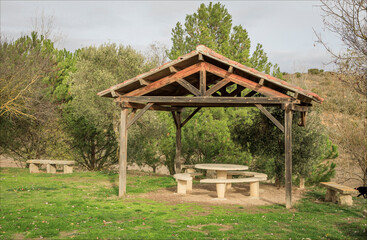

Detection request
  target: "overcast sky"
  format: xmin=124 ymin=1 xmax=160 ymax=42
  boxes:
xmin=1 ymin=0 xmax=342 ymax=73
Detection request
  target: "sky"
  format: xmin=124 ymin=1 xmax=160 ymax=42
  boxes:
xmin=1 ymin=0 xmax=343 ymax=73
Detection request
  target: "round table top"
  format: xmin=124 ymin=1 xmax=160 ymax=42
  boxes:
xmin=194 ymin=164 xmax=248 ymax=171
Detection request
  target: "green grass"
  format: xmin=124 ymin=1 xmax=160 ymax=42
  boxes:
xmin=1 ymin=168 xmax=366 ymax=239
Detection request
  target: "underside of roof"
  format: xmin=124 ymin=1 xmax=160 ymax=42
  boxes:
xmin=98 ymin=45 xmax=323 ymax=109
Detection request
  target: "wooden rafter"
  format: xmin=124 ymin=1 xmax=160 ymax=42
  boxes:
xmin=204 ymin=62 xmax=289 ymax=98
xmin=205 ymin=79 xmax=230 ymax=96
xmin=181 ymin=107 xmax=202 ymax=128
xmin=177 ymin=78 xmax=201 ymax=96
xmin=127 ymin=103 xmax=153 ymax=129
xmin=124 ymin=62 xmax=203 ymax=97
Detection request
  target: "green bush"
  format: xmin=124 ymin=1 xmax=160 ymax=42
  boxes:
xmin=296 ymin=72 xmax=302 ymax=78
xmin=308 ymin=68 xmax=324 ymax=75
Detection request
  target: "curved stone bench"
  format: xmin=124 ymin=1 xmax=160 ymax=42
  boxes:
xmin=26 ymin=160 xmax=75 ymax=174
xmin=226 ymin=171 xmax=267 ymax=190
xmin=200 ymin=177 xmax=267 ymax=199
xmin=173 ymin=173 xmax=193 ymax=194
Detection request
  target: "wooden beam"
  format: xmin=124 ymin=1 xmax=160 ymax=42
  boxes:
xmin=177 ymin=78 xmax=201 ymax=96
xmin=174 ymin=112 xmax=182 ymax=173
xmin=171 ymin=111 xmax=179 ymax=129
xmin=228 ymin=66 xmax=233 ymax=73
xmin=181 ymin=107 xmax=201 ymax=128
xmin=139 ymin=79 xmax=152 ymax=86
xmin=255 ymin=104 xmax=284 ymax=133
xmin=128 ymin=108 xmax=138 ymax=124
xmin=121 ymin=96 xmax=299 ymax=106
xmin=198 ymin=53 xmax=204 ymax=61
xmin=169 ymin=66 xmax=178 ymax=73
xmin=119 ymin=101 xmax=181 ymax=111
xmin=119 ymin=108 xmax=128 ymax=197
xmin=284 ymin=103 xmax=293 ymax=209
xmin=124 ymin=62 xmax=203 ymax=97
xmin=127 ymin=103 xmax=153 ymax=129
xmin=259 ymin=78 xmax=264 ymax=85
xmin=204 ymin=62 xmax=290 ymax=98
xmin=200 ymin=69 xmax=207 ymax=95
xmin=205 ymin=79 xmax=230 ymax=96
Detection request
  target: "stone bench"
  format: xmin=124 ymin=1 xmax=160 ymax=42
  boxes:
xmin=26 ymin=160 xmax=75 ymax=174
xmin=200 ymin=177 xmax=267 ymax=199
xmin=173 ymin=173 xmax=193 ymax=194
xmin=320 ymin=182 xmax=358 ymax=206
xmin=226 ymin=171 xmax=267 ymax=189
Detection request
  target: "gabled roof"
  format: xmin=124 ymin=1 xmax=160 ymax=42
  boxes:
xmin=98 ymin=45 xmax=323 ymax=104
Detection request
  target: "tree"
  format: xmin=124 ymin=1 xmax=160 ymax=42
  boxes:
xmin=317 ymin=0 xmax=367 ymax=186
xmin=65 ymin=44 xmax=152 ymax=170
xmin=231 ymin=108 xmax=337 ymax=187
xmin=0 ymin=32 xmax=56 ymax=118
xmin=0 ymin=32 xmax=74 ymax=164
xmin=168 ymin=2 xmax=281 ymax=75
xmin=317 ymin=0 xmax=367 ymax=97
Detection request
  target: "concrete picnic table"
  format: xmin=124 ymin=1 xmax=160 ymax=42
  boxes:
xmin=195 ymin=164 xmax=249 ymax=198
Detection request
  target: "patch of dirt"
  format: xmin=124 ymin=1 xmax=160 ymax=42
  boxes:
xmin=138 ymin=183 xmax=304 ymax=207
xmin=12 ymin=233 xmax=25 ymax=240
xmin=59 ymin=230 xmax=78 ymax=238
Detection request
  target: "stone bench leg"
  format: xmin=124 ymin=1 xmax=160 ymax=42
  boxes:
xmin=186 ymin=180 xmax=192 ymax=191
xmin=177 ymin=180 xmax=187 ymax=194
xmin=250 ymin=181 xmax=260 ymax=198
xmin=325 ymin=188 xmax=336 ymax=202
xmin=338 ymin=194 xmax=353 ymax=206
xmin=216 ymin=170 xmax=227 ymax=199
xmin=64 ymin=165 xmax=73 ymax=174
xmin=29 ymin=163 xmax=40 ymax=173
xmin=46 ymin=164 xmax=57 ymax=174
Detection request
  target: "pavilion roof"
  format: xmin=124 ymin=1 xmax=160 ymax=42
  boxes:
xmin=98 ymin=45 xmax=323 ymax=106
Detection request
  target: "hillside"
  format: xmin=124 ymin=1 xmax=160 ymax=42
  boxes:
xmin=284 ymin=72 xmax=367 ymax=187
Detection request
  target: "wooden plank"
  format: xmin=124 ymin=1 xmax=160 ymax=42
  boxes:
xmin=139 ymin=79 xmax=152 ymax=86
xmin=169 ymin=66 xmax=178 ymax=73
xmin=228 ymin=66 xmax=233 ymax=73
xmin=121 ymin=96 xmax=298 ymax=106
xmin=284 ymin=103 xmax=293 ymax=208
xmin=198 ymin=53 xmax=204 ymax=61
xmin=119 ymin=108 xmax=128 ymax=197
xmin=171 ymin=111 xmax=179 ymax=129
xmin=124 ymin=62 xmax=203 ymax=97
xmin=177 ymin=78 xmax=201 ymax=96
xmin=127 ymin=103 xmax=153 ymax=129
xmin=181 ymin=107 xmax=201 ymax=128
xmin=204 ymin=62 xmax=290 ymax=98
xmin=119 ymin=101 xmax=181 ymax=111
xmin=205 ymin=79 xmax=230 ymax=96
xmin=255 ymin=104 xmax=284 ymax=133
xmin=175 ymin=112 xmax=182 ymax=173
xmin=200 ymin=69 xmax=206 ymax=95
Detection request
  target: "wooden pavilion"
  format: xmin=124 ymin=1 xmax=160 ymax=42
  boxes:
xmin=98 ymin=45 xmax=323 ymax=208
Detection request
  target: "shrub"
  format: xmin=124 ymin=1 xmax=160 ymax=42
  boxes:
xmin=296 ymin=72 xmax=302 ymax=78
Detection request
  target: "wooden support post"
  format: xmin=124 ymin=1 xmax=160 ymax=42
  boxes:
xmin=284 ymin=103 xmax=293 ymax=208
xmin=119 ymin=108 xmax=129 ymax=197
xmin=200 ymin=69 xmax=206 ymax=95
xmin=174 ymin=112 xmax=182 ymax=173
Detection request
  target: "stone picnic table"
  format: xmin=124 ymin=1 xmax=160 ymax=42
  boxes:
xmin=195 ymin=163 xmax=249 ymax=199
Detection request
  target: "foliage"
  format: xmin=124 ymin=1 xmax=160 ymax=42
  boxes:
xmin=308 ymin=68 xmax=324 ymax=75
xmin=0 ymin=168 xmax=366 ymax=239
xmin=182 ymin=108 xmax=251 ymax=165
xmin=65 ymin=44 xmax=152 ymax=170
xmin=167 ymin=2 xmax=281 ymax=76
xmin=307 ymin=161 xmax=336 ymax=186
xmin=295 ymin=72 xmax=302 ymax=78
xmin=0 ymin=32 xmax=73 ymax=164
xmin=0 ymin=32 xmax=56 ymax=118
xmin=231 ymin=108 xmax=337 ymax=186
xmin=317 ymin=0 xmax=367 ymax=97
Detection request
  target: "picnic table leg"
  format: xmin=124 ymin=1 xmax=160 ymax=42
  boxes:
xmin=29 ymin=163 xmax=40 ymax=173
xmin=250 ymin=181 xmax=260 ymax=198
xmin=177 ymin=180 xmax=187 ymax=194
xmin=216 ymin=170 xmax=227 ymax=199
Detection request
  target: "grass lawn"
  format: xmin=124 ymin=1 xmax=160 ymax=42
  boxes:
xmin=0 ymin=168 xmax=366 ymax=239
